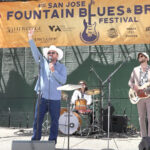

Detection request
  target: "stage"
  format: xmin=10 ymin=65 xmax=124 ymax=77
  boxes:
xmin=0 ymin=127 xmax=142 ymax=150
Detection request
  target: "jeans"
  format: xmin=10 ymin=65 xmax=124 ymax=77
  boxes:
xmin=31 ymin=98 xmax=60 ymax=142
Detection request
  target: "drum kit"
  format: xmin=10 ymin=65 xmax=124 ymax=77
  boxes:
xmin=58 ymin=84 xmax=101 ymax=136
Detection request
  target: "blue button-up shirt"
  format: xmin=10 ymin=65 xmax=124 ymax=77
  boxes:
xmin=29 ymin=40 xmax=67 ymax=100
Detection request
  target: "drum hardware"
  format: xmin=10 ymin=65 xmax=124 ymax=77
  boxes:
xmin=85 ymin=88 xmax=101 ymax=134
xmin=57 ymin=84 xmax=82 ymax=150
xmin=89 ymin=97 xmax=101 ymax=134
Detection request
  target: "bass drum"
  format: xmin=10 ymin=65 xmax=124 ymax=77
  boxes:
xmin=59 ymin=111 xmax=81 ymax=135
xmin=60 ymin=107 xmax=67 ymax=115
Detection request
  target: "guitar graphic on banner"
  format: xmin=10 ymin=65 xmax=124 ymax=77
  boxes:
xmin=80 ymin=0 xmax=99 ymax=44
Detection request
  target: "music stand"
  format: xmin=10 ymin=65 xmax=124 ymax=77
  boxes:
xmin=57 ymin=84 xmax=82 ymax=150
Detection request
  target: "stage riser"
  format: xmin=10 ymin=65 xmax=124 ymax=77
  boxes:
xmin=12 ymin=140 xmax=55 ymax=150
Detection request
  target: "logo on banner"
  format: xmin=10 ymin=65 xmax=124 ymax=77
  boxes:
xmin=146 ymin=27 xmax=150 ymax=32
xmin=108 ymin=28 xmax=118 ymax=38
xmin=80 ymin=0 xmax=99 ymax=44
xmin=48 ymin=25 xmax=61 ymax=32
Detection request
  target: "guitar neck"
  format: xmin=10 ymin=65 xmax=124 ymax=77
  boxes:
xmin=88 ymin=4 xmax=91 ymax=25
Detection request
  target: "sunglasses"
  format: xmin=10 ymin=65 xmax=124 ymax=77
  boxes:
xmin=139 ymin=55 xmax=145 ymax=58
xmin=47 ymin=51 xmax=56 ymax=55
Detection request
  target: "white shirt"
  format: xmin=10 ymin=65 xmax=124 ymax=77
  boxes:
xmin=71 ymin=90 xmax=92 ymax=105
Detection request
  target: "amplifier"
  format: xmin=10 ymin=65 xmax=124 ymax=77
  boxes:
xmin=103 ymin=115 xmax=128 ymax=133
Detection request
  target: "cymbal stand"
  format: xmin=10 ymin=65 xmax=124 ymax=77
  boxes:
xmin=90 ymin=96 xmax=99 ymax=133
xmin=90 ymin=66 xmax=103 ymax=133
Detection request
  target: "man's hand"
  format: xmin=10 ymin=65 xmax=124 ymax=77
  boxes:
xmin=49 ymin=63 xmax=55 ymax=72
xmin=28 ymin=28 xmax=34 ymax=40
xmin=133 ymin=85 xmax=139 ymax=93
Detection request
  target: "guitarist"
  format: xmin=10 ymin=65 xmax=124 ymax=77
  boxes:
xmin=128 ymin=52 xmax=150 ymax=138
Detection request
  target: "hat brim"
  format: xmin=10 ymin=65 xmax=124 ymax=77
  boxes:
xmin=43 ymin=46 xmax=63 ymax=60
xmin=138 ymin=52 xmax=149 ymax=61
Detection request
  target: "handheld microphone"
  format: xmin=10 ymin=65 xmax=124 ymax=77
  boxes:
xmin=48 ymin=56 xmax=52 ymax=63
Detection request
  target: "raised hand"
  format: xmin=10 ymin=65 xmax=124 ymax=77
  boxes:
xmin=28 ymin=28 xmax=35 ymax=40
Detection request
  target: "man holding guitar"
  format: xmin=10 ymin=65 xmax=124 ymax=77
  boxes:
xmin=128 ymin=52 xmax=150 ymax=138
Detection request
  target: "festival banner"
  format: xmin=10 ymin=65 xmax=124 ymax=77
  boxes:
xmin=0 ymin=0 xmax=150 ymax=48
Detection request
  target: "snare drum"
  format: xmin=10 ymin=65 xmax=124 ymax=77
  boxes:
xmin=75 ymin=99 xmax=87 ymax=110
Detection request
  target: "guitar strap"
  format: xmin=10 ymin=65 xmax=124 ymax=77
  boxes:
xmin=133 ymin=69 xmax=139 ymax=85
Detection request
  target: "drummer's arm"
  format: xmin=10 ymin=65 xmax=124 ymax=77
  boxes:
xmin=71 ymin=90 xmax=78 ymax=104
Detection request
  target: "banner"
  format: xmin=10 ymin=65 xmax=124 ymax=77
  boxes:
xmin=0 ymin=0 xmax=150 ymax=48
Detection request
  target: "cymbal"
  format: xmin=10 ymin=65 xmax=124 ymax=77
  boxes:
xmin=85 ymin=89 xmax=100 ymax=95
xmin=57 ymin=84 xmax=82 ymax=91
xmin=61 ymin=91 xmax=68 ymax=100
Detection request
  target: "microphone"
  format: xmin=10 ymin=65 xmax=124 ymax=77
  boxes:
xmin=48 ymin=56 xmax=52 ymax=63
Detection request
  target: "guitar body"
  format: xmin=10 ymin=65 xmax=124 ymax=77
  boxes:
xmin=129 ymin=82 xmax=150 ymax=104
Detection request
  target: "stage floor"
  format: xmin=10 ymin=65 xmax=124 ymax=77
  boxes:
xmin=0 ymin=127 xmax=142 ymax=150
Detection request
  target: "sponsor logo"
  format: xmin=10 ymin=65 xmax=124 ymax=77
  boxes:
xmin=146 ymin=27 xmax=150 ymax=31
xmin=108 ymin=28 xmax=118 ymax=38
xmin=48 ymin=25 xmax=61 ymax=32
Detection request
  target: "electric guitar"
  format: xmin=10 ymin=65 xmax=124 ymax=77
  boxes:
xmin=129 ymin=82 xmax=150 ymax=104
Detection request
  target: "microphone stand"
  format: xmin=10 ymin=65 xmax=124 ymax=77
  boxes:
xmin=102 ymin=61 xmax=125 ymax=150
xmin=8 ymin=107 xmax=11 ymax=127
xmin=36 ymin=56 xmax=42 ymax=140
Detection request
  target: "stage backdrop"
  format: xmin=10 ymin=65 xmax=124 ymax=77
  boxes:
xmin=0 ymin=0 xmax=150 ymax=48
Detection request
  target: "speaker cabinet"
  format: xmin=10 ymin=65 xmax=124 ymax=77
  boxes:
xmin=12 ymin=140 xmax=55 ymax=150
xmin=103 ymin=115 xmax=128 ymax=133
xmin=139 ymin=137 xmax=150 ymax=150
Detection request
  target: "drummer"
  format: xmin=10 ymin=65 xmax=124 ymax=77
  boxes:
xmin=71 ymin=80 xmax=92 ymax=109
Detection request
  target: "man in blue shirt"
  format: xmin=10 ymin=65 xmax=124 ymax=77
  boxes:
xmin=28 ymin=29 xmax=67 ymax=143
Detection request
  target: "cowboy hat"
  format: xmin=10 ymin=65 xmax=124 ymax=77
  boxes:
xmin=43 ymin=45 xmax=63 ymax=60
xmin=138 ymin=52 xmax=149 ymax=61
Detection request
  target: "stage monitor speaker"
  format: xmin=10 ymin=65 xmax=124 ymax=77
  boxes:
xmin=103 ymin=115 xmax=127 ymax=133
xmin=12 ymin=140 xmax=55 ymax=150
xmin=139 ymin=137 xmax=150 ymax=150
xmin=111 ymin=115 xmax=128 ymax=133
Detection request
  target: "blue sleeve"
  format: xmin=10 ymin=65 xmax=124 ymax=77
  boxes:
xmin=52 ymin=64 xmax=67 ymax=85
xmin=29 ymin=40 xmax=43 ymax=64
